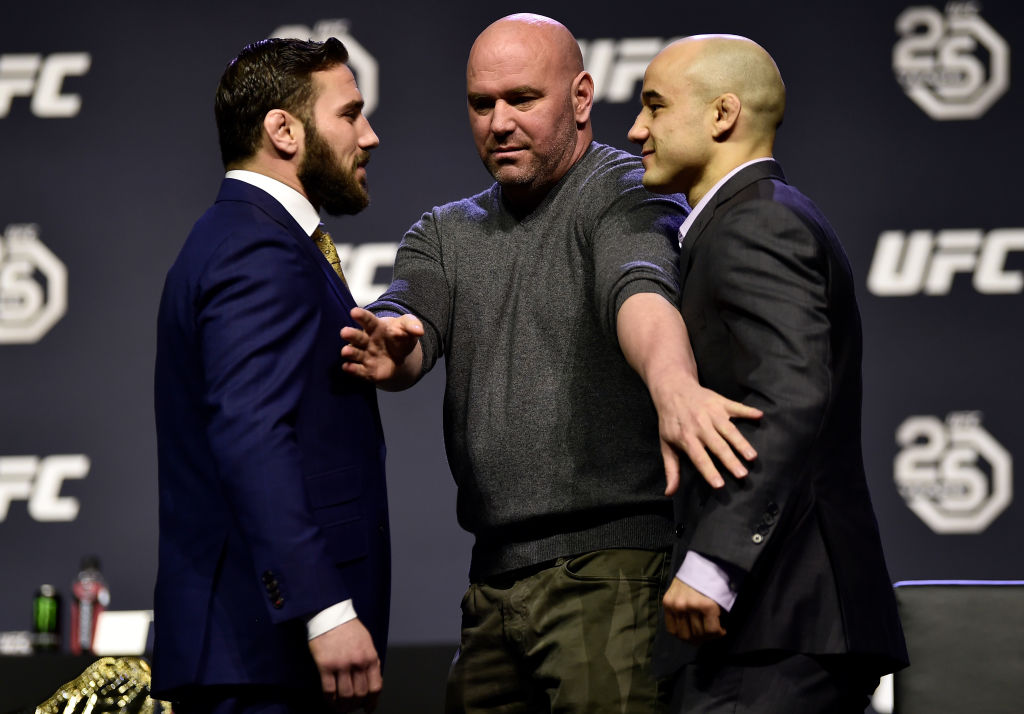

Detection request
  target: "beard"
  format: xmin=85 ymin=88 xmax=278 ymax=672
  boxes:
xmin=298 ymin=120 xmax=370 ymax=216
xmin=483 ymin=103 xmax=579 ymax=198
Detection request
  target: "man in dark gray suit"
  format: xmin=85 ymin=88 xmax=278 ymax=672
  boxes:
xmin=628 ymin=34 xmax=908 ymax=712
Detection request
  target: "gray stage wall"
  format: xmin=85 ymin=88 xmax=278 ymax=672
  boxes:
xmin=1 ymin=0 xmax=1021 ymax=653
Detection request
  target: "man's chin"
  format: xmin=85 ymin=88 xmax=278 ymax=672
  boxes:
xmin=641 ymin=172 xmax=673 ymax=194
xmin=488 ymin=163 xmax=532 ymax=186
xmin=322 ymin=192 xmax=370 ymax=216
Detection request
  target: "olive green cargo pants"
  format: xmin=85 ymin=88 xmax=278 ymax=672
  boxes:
xmin=446 ymin=548 xmax=671 ymax=713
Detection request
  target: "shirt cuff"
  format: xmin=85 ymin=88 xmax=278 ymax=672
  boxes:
xmin=677 ymin=551 xmax=739 ymax=612
xmin=306 ymin=599 xmax=357 ymax=640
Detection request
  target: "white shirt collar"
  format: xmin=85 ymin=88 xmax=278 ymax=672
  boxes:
xmin=225 ymin=169 xmax=321 ymax=236
xmin=677 ymin=157 xmax=774 ymax=247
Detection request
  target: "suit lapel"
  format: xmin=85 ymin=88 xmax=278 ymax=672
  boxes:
xmin=217 ymin=179 xmax=356 ymax=310
xmin=680 ymin=160 xmax=788 ymax=277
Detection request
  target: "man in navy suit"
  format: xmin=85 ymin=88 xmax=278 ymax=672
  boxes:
xmin=153 ymin=38 xmax=388 ymax=713
xmin=628 ymin=36 xmax=907 ymax=711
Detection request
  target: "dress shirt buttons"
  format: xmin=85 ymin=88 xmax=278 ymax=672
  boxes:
xmin=752 ymin=533 xmax=764 ymax=544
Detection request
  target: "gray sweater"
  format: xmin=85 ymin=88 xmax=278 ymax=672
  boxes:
xmin=372 ymin=143 xmax=688 ymax=578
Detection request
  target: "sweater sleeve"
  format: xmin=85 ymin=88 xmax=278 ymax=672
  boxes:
xmin=367 ymin=209 xmax=450 ymax=374
xmin=584 ymin=161 xmax=687 ymax=341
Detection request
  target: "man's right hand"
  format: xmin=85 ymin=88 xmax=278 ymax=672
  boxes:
xmin=341 ymin=308 xmax=424 ymax=390
xmin=663 ymin=577 xmax=727 ymax=644
xmin=308 ymin=618 xmax=382 ymax=712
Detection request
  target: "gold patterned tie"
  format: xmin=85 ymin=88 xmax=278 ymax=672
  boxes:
xmin=312 ymin=225 xmax=348 ymax=286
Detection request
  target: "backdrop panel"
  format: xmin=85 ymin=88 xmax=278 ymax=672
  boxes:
xmin=1 ymin=1 xmax=1021 ymax=655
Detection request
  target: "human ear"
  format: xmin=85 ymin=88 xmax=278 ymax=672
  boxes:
xmin=572 ymin=71 xmax=595 ymax=126
xmin=710 ymin=93 xmax=740 ymax=139
xmin=264 ymin=109 xmax=302 ymax=157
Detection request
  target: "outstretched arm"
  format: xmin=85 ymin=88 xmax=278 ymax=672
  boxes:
xmin=341 ymin=307 xmax=425 ymax=391
xmin=617 ymin=292 xmax=762 ymax=492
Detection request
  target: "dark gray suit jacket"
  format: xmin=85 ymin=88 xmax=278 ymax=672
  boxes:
xmin=654 ymin=160 xmax=908 ymax=678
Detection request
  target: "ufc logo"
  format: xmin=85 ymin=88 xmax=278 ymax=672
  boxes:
xmin=867 ymin=229 xmax=1024 ymax=296
xmin=0 ymin=455 xmax=90 ymax=522
xmin=0 ymin=53 xmax=91 ymax=118
xmin=578 ymin=38 xmax=669 ymax=103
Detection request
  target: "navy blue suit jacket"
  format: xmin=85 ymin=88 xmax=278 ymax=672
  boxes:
xmin=654 ymin=161 xmax=907 ymax=677
xmin=152 ymin=179 xmax=390 ymax=697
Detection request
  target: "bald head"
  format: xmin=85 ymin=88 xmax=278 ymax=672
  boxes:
xmin=628 ymin=34 xmax=785 ymax=201
xmin=465 ymin=14 xmax=594 ymax=210
xmin=468 ymin=14 xmax=584 ymax=86
xmin=659 ymin=34 xmax=785 ymax=137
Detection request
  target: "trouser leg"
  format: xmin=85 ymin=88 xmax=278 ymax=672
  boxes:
xmin=446 ymin=548 xmax=670 ymax=714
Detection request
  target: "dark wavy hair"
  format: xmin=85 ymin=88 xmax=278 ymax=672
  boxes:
xmin=214 ymin=37 xmax=349 ymax=168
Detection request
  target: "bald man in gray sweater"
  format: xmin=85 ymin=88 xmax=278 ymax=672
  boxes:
xmin=342 ymin=14 xmax=761 ymax=713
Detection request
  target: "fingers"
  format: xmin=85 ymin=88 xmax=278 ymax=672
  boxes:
xmin=365 ymin=661 xmax=383 ymax=712
xmin=325 ymin=663 xmax=382 ymax=713
xmin=701 ymin=429 xmax=749 ymax=480
xmin=661 ymin=439 xmax=681 ymax=495
xmin=665 ymin=607 xmax=726 ymax=643
xmin=340 ymin=326 xmax=368 ymax=352
xmin=663 ymin=580 xmax=727 ymax=643
xmin=683 ymin=442 xmax=725 ymax=489
xmin=350 ymin=307 xmax=379 ymax=331
xmin=394 ymin=313 xmax=425 ymax=336
xmin=337 ymin=669 xmax=355 ymax=700
xmin=320 ymin=670 xmax=337 ymax=700
xmin=724 ymin=399 xmax=763 ymax=421
xmin=704 ymin=609 xmax=727 ymax=638
xmin=352 ymin=668 xmax=369 ymax=698
xmin=716 ymin=419 xmax=757 ymax=463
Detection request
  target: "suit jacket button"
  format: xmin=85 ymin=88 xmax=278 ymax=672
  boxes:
xmin=674 ymin=523 xmax=686 ymax=537
xmin=752 ymin=533 xmax=764 ymax=544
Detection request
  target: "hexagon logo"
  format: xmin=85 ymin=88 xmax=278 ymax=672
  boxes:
xmin=271 ymin=20 xmax=379 ymax=117
xmin=894 ymin=412 xmax=1012 ymax=533
xmin=0 ymin=223 xmax=67 ymax=344
xmin=893 ymin=4 xmax=1009 ymax=120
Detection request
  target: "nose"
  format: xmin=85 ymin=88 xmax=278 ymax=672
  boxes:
xmin=358 ymin=115 xmax=380 ymax=150
xmin=490 ymin=99 xmax=516 ymax=136
xmin=627 ymin=114 xmax=648 ymax=145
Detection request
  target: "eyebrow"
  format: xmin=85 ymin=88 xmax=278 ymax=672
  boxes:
xmin=641 ymin=89 xmax=666 ymax=104
xmin=468 ymin=85 xmax=542 ymax=102
xmin=339 ymin=99 xmax=364 ymax=113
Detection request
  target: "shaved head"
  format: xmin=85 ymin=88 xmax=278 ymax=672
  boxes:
xmin=468 ymin=14 xmax=584 ymax=86
xmin=658 ymin=34 xmax=785 ymax=136
xmin=465 ymin=14 xmax=594 ymax=209
xmin=628 ymin=34 xmax=785 ymax=201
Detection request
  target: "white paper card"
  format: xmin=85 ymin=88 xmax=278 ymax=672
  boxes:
xmin=92 ymin=610 xmax=153 ymax=655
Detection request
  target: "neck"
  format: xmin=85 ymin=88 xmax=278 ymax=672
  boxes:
xmin=232 ymin=157 xmax=307 ymax=202
xmin=689 ymin=147 xmax=773 ymax=205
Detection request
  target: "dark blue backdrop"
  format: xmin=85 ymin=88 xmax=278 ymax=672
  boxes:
xmin=1 ymin=1 xmax=1020 ymax=661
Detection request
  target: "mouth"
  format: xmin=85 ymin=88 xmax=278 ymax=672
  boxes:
xmin=490 ymin=146 xmax=526 ymax=160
